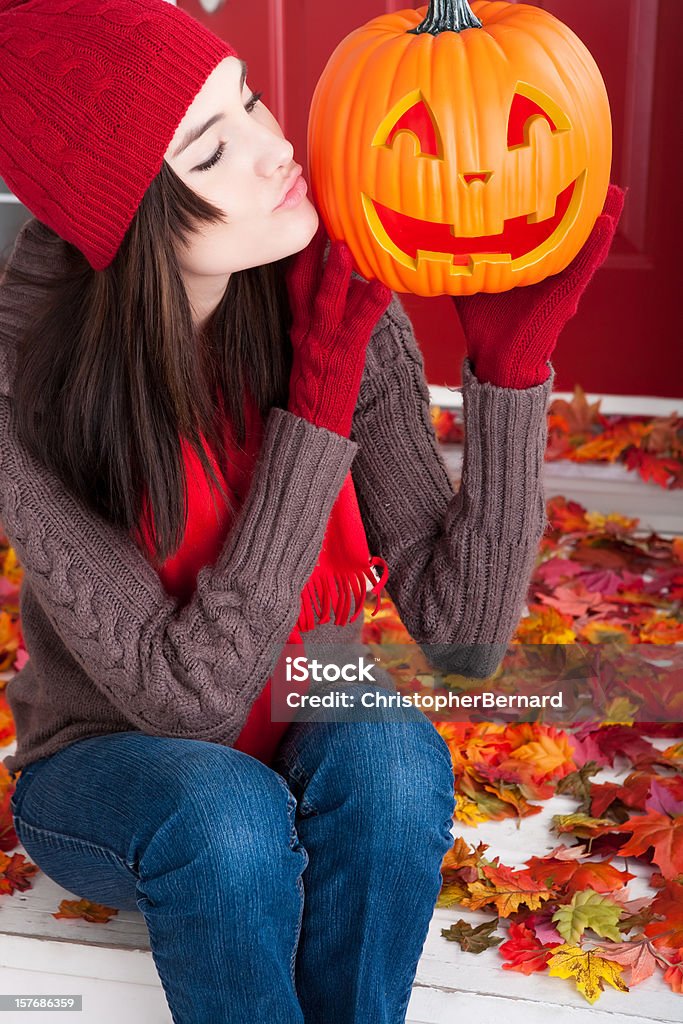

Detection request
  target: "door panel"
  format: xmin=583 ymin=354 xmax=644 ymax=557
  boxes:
xmin=1 ymin=2 xmax=675 ymax=397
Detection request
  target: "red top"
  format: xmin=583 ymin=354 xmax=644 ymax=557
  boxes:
xmin=135 ymin=392 xmax=389 ymax=766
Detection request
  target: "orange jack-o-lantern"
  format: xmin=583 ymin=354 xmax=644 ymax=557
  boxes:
xmin=307 ymin=0 xmax=612 ymax=296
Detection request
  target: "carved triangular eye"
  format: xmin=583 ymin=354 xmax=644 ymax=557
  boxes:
xmin=507 ymin=84 xmax=572 ymax=149
xmin=372 ymin=90 xmax=443 ymax=159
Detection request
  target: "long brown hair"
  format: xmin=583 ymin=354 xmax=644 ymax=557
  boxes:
xmin=6 ymin=160 xmax=293 ymax=568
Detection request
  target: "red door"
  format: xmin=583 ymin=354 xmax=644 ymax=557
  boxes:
xmin=180 ymin=0 xmax=682 ymax=399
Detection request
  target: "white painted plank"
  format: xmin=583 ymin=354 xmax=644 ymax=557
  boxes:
xmin=0 ymin=960 xmax=171 ymax=1024
xmin=429 ymin=385 xmax=682 ymax=417
xmin=441 ymin=447 xmax=683 ymax=535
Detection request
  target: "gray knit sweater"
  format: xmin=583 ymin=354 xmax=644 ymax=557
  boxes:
xmin=0 ymin=219 xmax=554 ymax=777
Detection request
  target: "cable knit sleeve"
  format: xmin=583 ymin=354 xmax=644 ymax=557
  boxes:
xmin=350 ymin=293 xmax=555 ymax=679
xmin=0 ymin=395 xmax=356 ymax=742
xmin=0 ymin=221 xmax=358 ymax=744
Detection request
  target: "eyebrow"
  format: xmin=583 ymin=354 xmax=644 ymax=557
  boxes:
xmin=172 ymin=59 xmax=249 ymax=159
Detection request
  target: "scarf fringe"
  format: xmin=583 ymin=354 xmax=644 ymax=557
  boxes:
xmin=298 ymin=556 xmax=390 ymax=633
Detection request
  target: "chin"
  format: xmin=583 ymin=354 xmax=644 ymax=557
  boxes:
xmin=288 ymin=200 xmax=319 ymax=254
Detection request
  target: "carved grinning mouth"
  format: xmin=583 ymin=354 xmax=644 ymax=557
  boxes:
xmin=362 ymin=173 xmax=582 ymax=272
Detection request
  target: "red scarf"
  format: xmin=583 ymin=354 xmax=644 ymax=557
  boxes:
xmin=134 ymin=388 xmax=389 ymax=765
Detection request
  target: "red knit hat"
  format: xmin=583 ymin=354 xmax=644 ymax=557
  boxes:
xmin=0 ymin=0 xmax=237 ymax=270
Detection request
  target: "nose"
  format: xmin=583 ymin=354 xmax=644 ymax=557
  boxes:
xmin=253 ymin=128 xmax=295 ymax=179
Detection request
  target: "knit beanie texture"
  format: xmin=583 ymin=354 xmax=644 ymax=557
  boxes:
xmin=0 ymin=0 xmax=237 ymax=269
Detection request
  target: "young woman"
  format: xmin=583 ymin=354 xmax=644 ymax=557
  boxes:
xmin=0 ymin=1 xmax=623 ymax=1021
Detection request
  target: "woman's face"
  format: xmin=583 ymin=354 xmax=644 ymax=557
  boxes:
xmin=164 ymin=56 xmax=318 ymax=324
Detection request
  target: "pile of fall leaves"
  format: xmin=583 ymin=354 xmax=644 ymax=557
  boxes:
xmin=0 ymin=386 xmax=681 ymax=1005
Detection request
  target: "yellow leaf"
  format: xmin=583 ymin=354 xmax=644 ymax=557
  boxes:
xmin=548 ymin=944 xmax=629 ymax=1004
xmin=453 ymin=794 xmax=488 ymax=826
xmin=510 ymin=731 xmax=575 ymax=779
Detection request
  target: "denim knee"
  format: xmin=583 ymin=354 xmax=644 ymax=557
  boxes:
xmin=132 ymin=747 xmax=305 ymax=897
xmin=280 ymin=692 xmax=455 ymax=843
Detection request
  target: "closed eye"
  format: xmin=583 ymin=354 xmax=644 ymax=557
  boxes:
xmin=195 ymin=90 xmax=264 ymax=172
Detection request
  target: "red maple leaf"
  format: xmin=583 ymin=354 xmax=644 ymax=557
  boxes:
xmin=499 ymin=921 xmax=561 ymax=975
xmin=609 ymin=811 xmax=683 ymax=880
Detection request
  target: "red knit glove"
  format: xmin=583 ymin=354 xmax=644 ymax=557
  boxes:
xmin=286 ymin=222 xmax=392 ymax=437
xmin=452 ymin=184 xmax=627 ymax=389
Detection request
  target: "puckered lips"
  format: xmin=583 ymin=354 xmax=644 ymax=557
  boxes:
xmin=363 ymin=173 xmax=581 ymax=269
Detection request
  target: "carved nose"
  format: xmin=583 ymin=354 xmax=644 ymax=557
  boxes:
xmin=461 ymin=172 xmax=493 ymax=185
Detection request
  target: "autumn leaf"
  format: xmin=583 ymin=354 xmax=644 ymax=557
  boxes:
xmin=573 ymin=433 xmax=636 ymax=463
xmin=609 ymin=810 xmax=683 ymax=879
xmin=543 ymin=496 xmax=588 ymax=534
xmin=544 ymin=844 xmax=588 ymax=861
xmin=663 ymin=948 xmax=683 ymax=993
xmin=639 ymin=615 xmax=683 ymax=644
xmin=555 ymin=762 xmax=602 ymax=810
xmin=536 ymin=582 xmax=612 ymax=619
xmin=625 ymin=449 xmax=682 ymax=489
xmin=515 ymin=604 xmax=577 ymax=644
xmin=552 ymin=813 xmax=614 ymax=839
xmin=534 ymin=557 xmax=584 ymax=588
xmin=0 ymin=789 xmax=20 ymax=853
xmin=453 ymin=793 xmax=489 ymax=826
xmin=524 ymin=855 xmax=634 ymax=897
xmin=645 ymin=880 xmax=683 ymax=950
xmin=462 ymin=863 xmax=556 ymax=917
xmin=507 ymin=727 xmax=576 ymax=781
xmin=552 ymin=890 xmax=623 ymax=944
xmin=547 ymin=944 xmax=629 ymax=1003
xmin=594 ymin=938 xmax=671 ymax=986
xmin=648 ymin=777 xmax=683 ymax=817
xmin=52 ymin=898 xmax=119 ymax=923
xmin=0 ymin=850 xmax=39 ymax=895
xmin=499 ymin=921 xmax=560 ymax=974
xmin=590 ymin=726 xmax=670 ymax=770
xmin=442 ymin=836 xmax=489 ymax=873
xmin=548 ymin=386 xmax=604 ymax=435
xmin=589 ymin=771 xmax=653 ymax=817
xmin=441 ymin=918 xmax=503 ymax=954
xmin=436 ymin=876 xmax=470 ymax=909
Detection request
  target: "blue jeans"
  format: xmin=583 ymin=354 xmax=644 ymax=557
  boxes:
xmin=10 ymin=688 xmax=455 ymax=1023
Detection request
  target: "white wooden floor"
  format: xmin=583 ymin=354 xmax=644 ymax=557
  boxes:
xmin=1 ymin=743 xmax=680 ymax=1024
xmin=1 ymin=388 xmax=681 ymax=1023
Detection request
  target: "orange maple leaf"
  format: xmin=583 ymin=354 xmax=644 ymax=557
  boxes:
xmin=572 ymin=431 xmax=637 ymax=464
xmin=524 ymin=856 xmax=634 ymax=897
xmin=609 ymin=811 xmax=683 ymax=880
xmin=547 ymin=386 xmax=604 ymax=434
xmin=0 ymin=850 xmax=40 ymax=895
xmin=638 ymin=616 xmax=683 ymax=644
xmin=515 ymin=604 xmax=577 ymax=644
xmin=462 ymin=863 xmax=557 ymax=917
xmin=52 ymin=898 xmax=119 ymax=923
xmin=507 ymin=728 xmax=576 ymax=782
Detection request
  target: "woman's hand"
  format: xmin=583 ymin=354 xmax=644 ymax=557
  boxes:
xmin=286 ymin=222 xmax=392 ymax=437
xmin=452 ymin=183 xmax=627 ymax=389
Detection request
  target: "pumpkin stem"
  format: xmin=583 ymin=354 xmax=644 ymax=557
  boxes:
xmin=408 ymin=0 xmax=483 ymax=35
